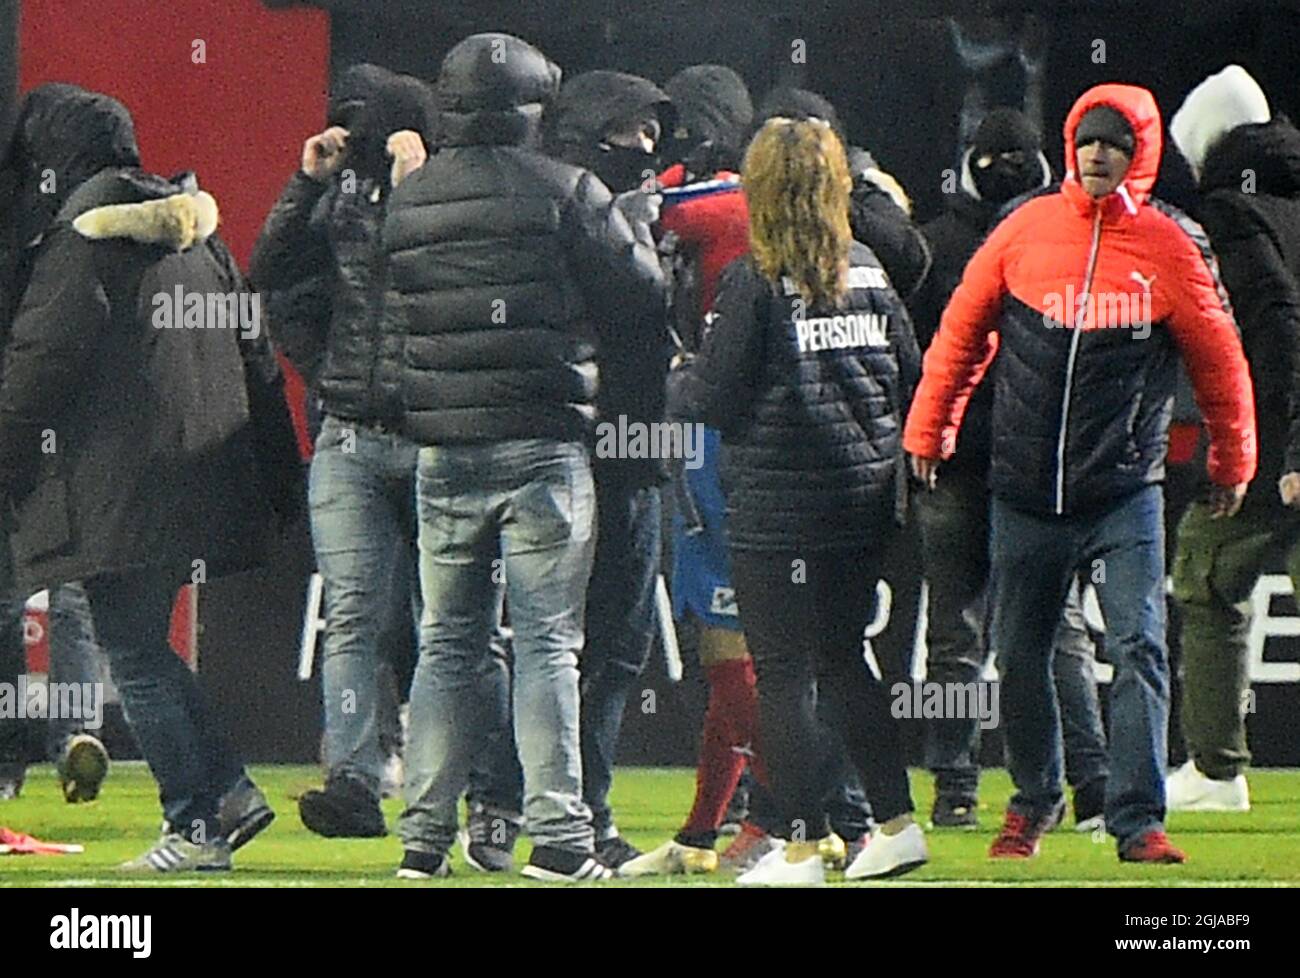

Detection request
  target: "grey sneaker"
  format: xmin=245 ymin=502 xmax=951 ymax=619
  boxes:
xmin=218 ymin=780 xmax=276 ymax=851
xmin=58 ymin=734 xmax=110 ymax=803
xmin=458 ymin=804 xmax=522 ymax=873
xmin=120 ymin=833 xmax=231 ymax=873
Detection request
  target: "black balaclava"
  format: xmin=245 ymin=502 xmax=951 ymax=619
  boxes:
xmin=663 ymin=65 xmax=753 ymax=176
xmin=344 ymin=75 xmax=437 ymax=188
xmin=546 ymin=70 xmax=674 ymax=193
xmin=969 ymin=107 xmax=1047 ymax=203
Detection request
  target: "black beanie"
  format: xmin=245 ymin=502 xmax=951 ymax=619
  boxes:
xmin=757 ymin=87 xmax=845 ymax=145
xmin=969 ymin=108 xmax=1047 ymax=203
xmin=1075 ymin=104 xmax=1135 ymax=155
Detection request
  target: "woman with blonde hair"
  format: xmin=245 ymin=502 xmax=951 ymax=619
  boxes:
xmin=669 ymin=117 xmax=927 ymax=884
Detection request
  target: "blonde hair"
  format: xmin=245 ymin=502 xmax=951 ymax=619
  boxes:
xmin=743 ymin=117 xmax=854 ymax=308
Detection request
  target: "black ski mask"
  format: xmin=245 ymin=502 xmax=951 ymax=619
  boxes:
xmin=591 ymin=142 xmax=659 ymax=194
xmin=969 ymin=108 xmax=1047 ymax=204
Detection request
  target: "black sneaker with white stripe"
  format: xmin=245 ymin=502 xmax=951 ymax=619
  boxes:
xmin=397 ymin=850 xmax=451 ymax=880
xmin=521 ymin=845 xmax=612 ymax=882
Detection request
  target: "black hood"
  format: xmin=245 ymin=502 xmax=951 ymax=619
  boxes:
xmin=1200 ymin=116 xmax=1300 ymax=197
xmin=545 ymin=70 xmax=673 ymax=192
xmin=435 ymin=33 xmax=561 ymax=149
xmin=4 ymin=83 xmax=141 ymax=248
xmin=345 ymin=74 xmax=437 ymax=184
xmin=756 ymin=87 xmax=846 ymax=145
xmin=663 ymin=65 xmax=752 ymax=173
xmin=328 ymin=63 xmax=398 ymax=129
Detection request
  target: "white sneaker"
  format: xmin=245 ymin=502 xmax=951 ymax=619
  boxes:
xmin=1165 ymin=760 xmax=1250 ymax=812
xmin=736 ymin=841 xmax=825 ymax=886
xmin=619 ymin=839 xmax=719 ymax=877
xmin=845 ymin=822 xmax=928 ymax=880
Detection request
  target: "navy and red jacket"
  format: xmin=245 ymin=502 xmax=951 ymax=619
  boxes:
xmin=904 ymin=84 xmax=1257 ymax=516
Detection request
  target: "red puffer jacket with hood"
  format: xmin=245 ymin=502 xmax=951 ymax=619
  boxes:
xmin=904 ymin=83 xmax=1257 ymax=516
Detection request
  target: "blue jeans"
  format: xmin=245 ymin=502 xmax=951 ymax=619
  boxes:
xmin=309 ymin=415 xmax=422 ymax=799
xmin=400 ymin=439 xmax=597 ymax=855
xmin=990 ymin=486 xmax=1167 ymax=846
xmin=46 ymin=582 xmax=105 ymax=759
xmin=580 ymin=475 xmax=662 ymax=839
xmin=84 ymin=570 xmax=248 ymax=839
xmin=919 ymin=479 xmax=1108 ymax=800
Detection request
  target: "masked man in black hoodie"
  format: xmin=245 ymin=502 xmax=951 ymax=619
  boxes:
xmin=1166 ymin=66 xmax=1300 ymax=813
xmin=543 ymin=69 xmax=675 ymax=868
xmin=384 ymin=34 xmax=667 ymax=882
xmin=0 ymin=84 xmax=300 ymax=870
xmin=910 ymin=108 xmax=1110 ymax=831
xmin=251 ymin=71 xmax=450 ymax=840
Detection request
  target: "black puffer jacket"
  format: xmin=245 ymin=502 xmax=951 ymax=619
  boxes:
xmin=249 ymin=72 xmax=434 ymax=423
xmin=1197 ymin=117 xmax=1300 ymax=510
xmin=0 ymin=87 xmax=300 ymax=592
xmin=545 ymin=70 xmax=674 ymax=485
xmin=670 ymin=243 xmax=921 ymax=551
xmin=384 ymin=34 xmax=667 ymax=446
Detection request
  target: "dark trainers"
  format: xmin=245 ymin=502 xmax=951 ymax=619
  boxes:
xmin=458 ymin=804 xmax=522 ymax=873
xmin=1119 ymin=830 xmax=1186 ymax=864
xmin=521 ymin=845 xmax=613 ymax=882
xmin=1073 ymin=777 xmax=1106 ymax=833
xmin=397 ymin=850 xmax=451 ymax=880
xmin=595 ymin=834 xmax=641 ymax=870
xmin=930 ymin=795 xmax=979 ymax=829
xmin=219 ymin=780 xmax=276 ymax=851
xmin=298 ymin=775 xmax=386 ymax=838
xmin=0 ymin=764 xmax=24 ymax=800
xmin=58 ymin=734 xmax=110 ymax=803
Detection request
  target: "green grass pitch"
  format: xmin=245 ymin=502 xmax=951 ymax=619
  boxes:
xmin=2 ymin=764 xmax=1298 ymax=886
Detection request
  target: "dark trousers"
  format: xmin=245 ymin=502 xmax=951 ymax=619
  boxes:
xmin=917 ymin=476 xmax=1108 ymax=801
xmin=580 ymin=476 xmax=663 ymax=838
xmin=990 ymin=487 xmax=1167 ymax=845
xmin=731 ymin=547 xmax=913 ymax=839
xmin=84 ymin=569 xmax=248 ymax=839
xmin=0 ymin=532 xmax=26 ymax=783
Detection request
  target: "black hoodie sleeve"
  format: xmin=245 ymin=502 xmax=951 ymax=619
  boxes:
xmin=563 ymin=170 xmax=667 ymax=329
xmin=667 ymin=257 xmax=767 ymax=434
xmin=849 ymin=178 xmax=933 ymax=302
xmin=0 ymin=228 xmax=110 ymax=497
xmin=249 ymin=172 xmax=332 ymax=291
xmin=1199 ymin=191 xmax=1300 ymax=472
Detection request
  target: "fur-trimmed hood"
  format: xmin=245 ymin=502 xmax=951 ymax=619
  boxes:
xmin=62 ymin=168 xmax=219 ymax=251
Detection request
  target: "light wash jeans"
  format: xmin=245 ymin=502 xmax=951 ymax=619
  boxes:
xmin=400 ymin=439 xmax=596 ymax=855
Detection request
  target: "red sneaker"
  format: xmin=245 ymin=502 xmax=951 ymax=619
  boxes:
xmin=1119 ymin=830 xmax=1187 ymax=864
xmin=989 ymin=810 xmax=1047 ymax=858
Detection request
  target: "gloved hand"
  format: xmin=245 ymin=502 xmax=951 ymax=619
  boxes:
xmin=614 ymin=188 xmax=663 ymax=229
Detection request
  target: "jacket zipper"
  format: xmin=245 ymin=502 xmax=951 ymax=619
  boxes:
xmin=1055 ymin=210 xmax=1103 ymax=515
